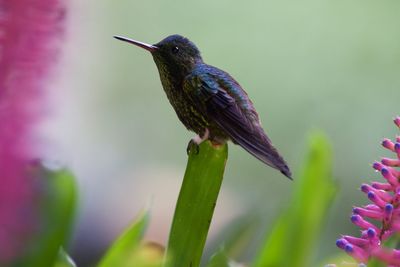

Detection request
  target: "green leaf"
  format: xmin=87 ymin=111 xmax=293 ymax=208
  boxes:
xmin=207 ymin=249 xmax=231 ymax=267
xmin=53 ymin=248 xmax=77 ymax=267
xmin=16 ymin=163 xmax=77 ymax=267
xmin=98 ymin=211 xmax=151 ymax=267
xmin=165 ymin=141 xmax=228 ymax=267
xmin=366 ymin=258 xmax=385 ymax=267
xmin=253 ymin=132 xmax=337 ymax=267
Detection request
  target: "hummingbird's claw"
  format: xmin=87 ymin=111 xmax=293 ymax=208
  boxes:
xmin=186 ymin=129 xmax=209 ymax=155
xmin=187 ymin=139 xmax=200 ymax=155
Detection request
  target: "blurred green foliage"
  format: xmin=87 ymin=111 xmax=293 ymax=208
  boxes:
xmin=18 ymin=132 xmax=398 ymax=266
xmin=254 ymin=132 xmax=336 ymax=267
xmin=54 ymin=249 xmax=77 ymax=267
xmin=206 ymin=249 xmax=231 ymax=267
xmin=98 ymin=211 xmax=164 ymax=267
xmin=14 ymin=165 xmax=77 ymax=267
xmin=98 ymin=211 xmax=149 ymax=267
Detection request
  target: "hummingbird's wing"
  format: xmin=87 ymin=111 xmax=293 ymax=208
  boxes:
xmin=184 ymin=66 xmax=291 ymax=178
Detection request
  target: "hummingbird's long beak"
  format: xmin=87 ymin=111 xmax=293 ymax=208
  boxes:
xmin=114 ymin=35 xmax=158 ymax=52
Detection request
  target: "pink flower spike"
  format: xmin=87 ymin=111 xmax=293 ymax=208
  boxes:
xmin=390 ymin=221 xmax=400 ymax=231
xmin=343 ymin=235 xmax=369 ymax=246
xmin=393 ymin=189 xmax=400 ymax=203
xmin=362 ymin=228 xmax=380 ymax=246
xmin=372 ymin=248 xmax=400 ymax=266
xmin=353 ymin=207 xmax=382 ymax=219
xmin=373 ymin=161 xmax=383 ymax=171
xmin=389 ymin=167 xmax=400 ymax=178
xmin=337 ymin=119 xmax=400 ymax=265
xmin=344 ymin=243 xmax=369 ymax=263
xmin=395 ymin=143 xmax=400 ymax=158
xmin=384 ymin=204 xmax=394 ymax=221
xmin=367 ymin=191 xmax=387 ymax=208
xmin=336 ymin=238 xmax=349 ymax=249
xmin=360 ymin=184 xmax=372 ymax=193
xmin=394 ymin=117 xmax=400 ymax=128
xmin=382 ymin=138 xmax=395 ymax=151
xmin=382 ymin=158 xmax=400 ymax=167
xmin=364 ymin=204 xmax=381 ymax=211
xmin=351 ymin=215 xmax=380 ymax=232
xmin=371 ymin=182 xmax=392 ymax=190
xmin=361 ymin=184 xmax=392 ymax=202
xmin=366 ymin=228 xmax=377 ymax=238
xmin=381 ymin=168 xmax=398 ymax=186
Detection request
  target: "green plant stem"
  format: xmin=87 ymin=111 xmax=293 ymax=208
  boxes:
xmin=165 ymin=141 xmax=228 ymax=267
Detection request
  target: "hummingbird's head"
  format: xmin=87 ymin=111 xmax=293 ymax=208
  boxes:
xmin=152 ymin=35 xmax=202 ymax=71
xmin=114 ymin=34 xmax=203 ymax=76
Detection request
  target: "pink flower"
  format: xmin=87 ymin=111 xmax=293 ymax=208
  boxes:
xmin=0 ymin=0 xmax=66 ymax=264
xmin=336 ymin=117 xmax=400 ymax=265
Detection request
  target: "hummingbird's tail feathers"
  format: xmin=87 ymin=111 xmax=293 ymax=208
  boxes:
xmin=202 ymin=90 xmax=292 ymax=179
xmin=231 ymin=131 xmax=292 ymax=179
xmin=209 ymin=98 xmax=292 ymax=179
xmin=186 ymin=72 xmax=292 ymax=179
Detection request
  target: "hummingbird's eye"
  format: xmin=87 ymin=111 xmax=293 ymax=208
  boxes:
xmin=171 ymin=46 xmax=179 ymax=54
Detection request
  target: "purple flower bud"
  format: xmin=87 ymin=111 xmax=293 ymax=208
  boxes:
xmin=364 ymin=204 xmax=381 ymax=211
xmin=382 ymin=138 xmax=395 ymax=151
xmin=362 ymin=185 xmax=392 ymax=202
xmin=395 ymin=143 xmax=400 ymax=153
xmin=394 ymin=117 xmax=400 ymax=128
xmin=360 ymin=184 xmax=370 ymax=193
xmin=367 ymin=228 xmax=376 ymax=238
xmin=351 ymin=214 xmax=360 ymax=223
xmin=336 ymin=239 xmax=347 ymax=249
xmin=371 ymin=182 xmax=392 ymax=190
xmin=343 ymin=235 xmax=369 ymax=246
xmin=385 ymin=204 xmax=393 ymax=214
xmin=367 ymin=192 xmax=386 ymax=207
xmin=381 ymin=168 xmax=398 ymax=186
xmin=351 ymin=214 xmax=380 ymax=232
xmin=384 ymin=204 xmax=394 ymax=221
xmin=382 ymin=158 xmax=400 ymax=167
xmin=395 ymin=143 xmax=400 ymax=158
xmin=353 ymin=207 xmax=382 ymax=219
xmin=373 ymin=161 xmax=383 ymax=171
xmin=345 ymin=244 xmax=353 ymax=253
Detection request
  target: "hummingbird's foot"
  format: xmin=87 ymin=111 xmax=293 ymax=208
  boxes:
xmin=186 ymin=139 xmax=199 ymax=155
xmin=186 ymin=129 xmax=210 ymax=155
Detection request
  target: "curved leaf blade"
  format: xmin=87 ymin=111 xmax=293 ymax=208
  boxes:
xmin=165 ymin=141 xmax=228 ymax=267
xmin=98 ymin=211 xmax=149 ymax=267
xmin=253 ymin=132 xmax=337 ymax=267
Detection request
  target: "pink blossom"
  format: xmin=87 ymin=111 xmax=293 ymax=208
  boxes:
xmin=336 ymin=117 xmax=400 ymax=265
xmin=0 ymin=0 xmax=66 ymax=264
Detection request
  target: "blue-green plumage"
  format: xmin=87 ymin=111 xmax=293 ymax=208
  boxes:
xmin=114 ymin=34 xmax=291 ymax=178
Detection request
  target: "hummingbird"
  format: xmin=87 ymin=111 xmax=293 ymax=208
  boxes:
xmin=114 ymin=34 xmax=292 ymax=178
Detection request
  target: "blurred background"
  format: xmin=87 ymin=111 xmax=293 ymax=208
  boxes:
xmin=40 ymin=0 xmax=400 ymax=265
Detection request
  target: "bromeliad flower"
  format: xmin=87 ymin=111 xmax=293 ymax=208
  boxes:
xmin=336 ymin=117 xmax=400 ymax=265
xmin=0 ymin=0 xmax=66 ymax=264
